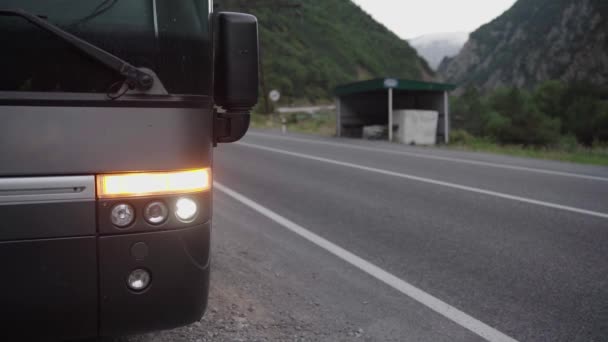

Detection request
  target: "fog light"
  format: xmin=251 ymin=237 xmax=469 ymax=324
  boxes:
xmin=144 ymin=201 xmax=168 ymax=225
xmin=127 ymin=269 xmax=151 ymax=292
xmin=111 ymin=203 xmax=135 ymax=228
xmin=175 ymin=197 xmax=197 ymax=222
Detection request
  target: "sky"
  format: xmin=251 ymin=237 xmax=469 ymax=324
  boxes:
xmin=350 ymin=0 xmax=517 ymax=39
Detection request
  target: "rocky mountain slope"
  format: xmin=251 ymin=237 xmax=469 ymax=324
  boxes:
xmin=439 ymin=0 xmax=608 ymax=91
xmin=409 ymin=32 xmax=469 ymax=70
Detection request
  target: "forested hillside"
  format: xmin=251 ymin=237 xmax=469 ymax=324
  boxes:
xmin=439 ymin=0 xmax=608 ymax=91
xmin=217 ymin=0 xmax=432 ymax=108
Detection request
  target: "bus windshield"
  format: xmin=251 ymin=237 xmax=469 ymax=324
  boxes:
xmin=0 ymin=0 xmax=211 ymax=95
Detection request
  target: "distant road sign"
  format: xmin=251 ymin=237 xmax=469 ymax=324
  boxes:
xmin=269 ymin=90 xmax=281 ymax=102
xmin=384 ymin=78 xmax=398 ymax=88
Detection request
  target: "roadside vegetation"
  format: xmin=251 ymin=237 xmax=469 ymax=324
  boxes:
xmin=450 ymin=81 xmax=608 ymax=165
xmin=251 ymin=111 xmax=336 ymax=136
xmin=447 ymin=130 xmax=608 ymax=166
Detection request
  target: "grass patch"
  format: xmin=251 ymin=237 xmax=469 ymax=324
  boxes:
xmin=251 ymin=111 xmax=336 ymax=137
xmin=447 ymin=130 xmax=608 ymax=166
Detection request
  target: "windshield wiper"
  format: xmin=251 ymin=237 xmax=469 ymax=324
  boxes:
xmin=0 ymin=8 xmax=154 ymax=92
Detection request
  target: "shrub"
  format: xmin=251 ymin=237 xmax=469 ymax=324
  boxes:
xmin=488 ymin=87 xmax=561 ymax=146
xmin=558 ymin=134 xmax=579 ymax=152
xmin=533 ymin=80 xmax=567 ymax=122
xmin=451 ymin=86 xmax=489 ymax=136
xmin=564 ymin=95 xmax=608 ymax=146
xmin=450 ymin=129 xmax=475 ymax=145
xmin=482 ymin=110 xmax=508 ymax=139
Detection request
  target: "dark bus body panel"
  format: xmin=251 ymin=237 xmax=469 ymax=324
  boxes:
xmin=0 ymin=101 xmax=213 ymax=176
xmin=99 ymin=223 xmax=211 ymax=336
xmin=0 ymin=237 xmax=98 ymax=340
xmin=0 ymin=225 xmax=211 ymax=340
xmin=0 ymin=200 xmax=95 ymax=241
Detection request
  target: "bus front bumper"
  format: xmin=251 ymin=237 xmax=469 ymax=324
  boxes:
xmin=0 ymin=223 xmax=210 ymax=340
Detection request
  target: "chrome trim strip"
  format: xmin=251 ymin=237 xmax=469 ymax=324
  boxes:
xmin=0 ymin=176 xmax=95 ymax=205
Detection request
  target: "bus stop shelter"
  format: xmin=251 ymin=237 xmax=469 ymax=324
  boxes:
xmin=334 ymin=78 xmax=456 ymax=143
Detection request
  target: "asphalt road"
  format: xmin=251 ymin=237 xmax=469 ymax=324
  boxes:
xmin=126 ymin=129 xmax=608 ymax=342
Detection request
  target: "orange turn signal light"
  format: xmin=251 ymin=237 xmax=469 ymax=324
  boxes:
xmin=96 ymin=169 xmax=211 ymax=199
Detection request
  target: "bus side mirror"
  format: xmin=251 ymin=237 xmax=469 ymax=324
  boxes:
xmin=213 ymin=12 xmax=259 ymax=144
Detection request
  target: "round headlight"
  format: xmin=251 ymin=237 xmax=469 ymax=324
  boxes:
xmin=127 ymin=269 xmax=151 ymax=292
xmin=144 ymin=201 xmax=168 ymax=225
xmin=175 ymin=197 xmax=198 ymax=222
xmin=111 ymin=203 xmax=135 ymax=228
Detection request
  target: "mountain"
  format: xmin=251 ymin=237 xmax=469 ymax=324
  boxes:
xmin=217 ymin=0 xmax=433 ymax=105
xmin=408 ymin=32 xmax=469 ymax=70
xmin=438 ymin=0 xmax=608 ymax=91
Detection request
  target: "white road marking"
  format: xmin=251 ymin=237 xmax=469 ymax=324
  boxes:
xmin=238 ymin=142 xmax=608 ymax=219
xmin=246 ymin=132 xmax=608 ymax=182
xmin=215 ymin=182 xmax=519 ymax=342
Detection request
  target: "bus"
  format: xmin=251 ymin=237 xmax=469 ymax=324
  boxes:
xmin=0 ymin=1 xmax=258 ymax=339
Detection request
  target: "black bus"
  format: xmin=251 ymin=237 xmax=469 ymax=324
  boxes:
xmin=0 ymin=1 xmax=258 ymax=339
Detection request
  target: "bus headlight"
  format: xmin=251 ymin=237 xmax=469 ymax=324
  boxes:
xmin=111 ymin=203 xmax=135 ymax=228
xmin=144 ymin=201 xmax=168 ymax=225
xmin=127 ymin=269 xmax=151 ymax=292
xmin=175 ymin=197 xmax=198 ymax=222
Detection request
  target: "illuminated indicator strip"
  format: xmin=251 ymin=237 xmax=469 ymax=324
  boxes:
xmin=97 ymin=169 xmax=211 ymax=198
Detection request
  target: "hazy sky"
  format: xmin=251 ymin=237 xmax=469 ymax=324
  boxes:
xmin=350 ymin=0 xmax=517 ymax=39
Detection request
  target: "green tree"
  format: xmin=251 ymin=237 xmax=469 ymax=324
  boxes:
xmin=484 ymin=110 xmax=511 ymax=140
xmin=488 ymin=87 xmax=561 ymax=146
xmin=452 ymin=81 xmax=608 ymax=147
xmin=533 ymin=80 xmax=567 ymax=121
xmin=564 ymin=96 xmax=607 ymax=145
xmin=571 ymin=83 xmax=608 ymax=144
xmin=452 ymin=86 xmax=490 ymax=136
xmin=595 ymin=101 xmax=608 ymax=144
